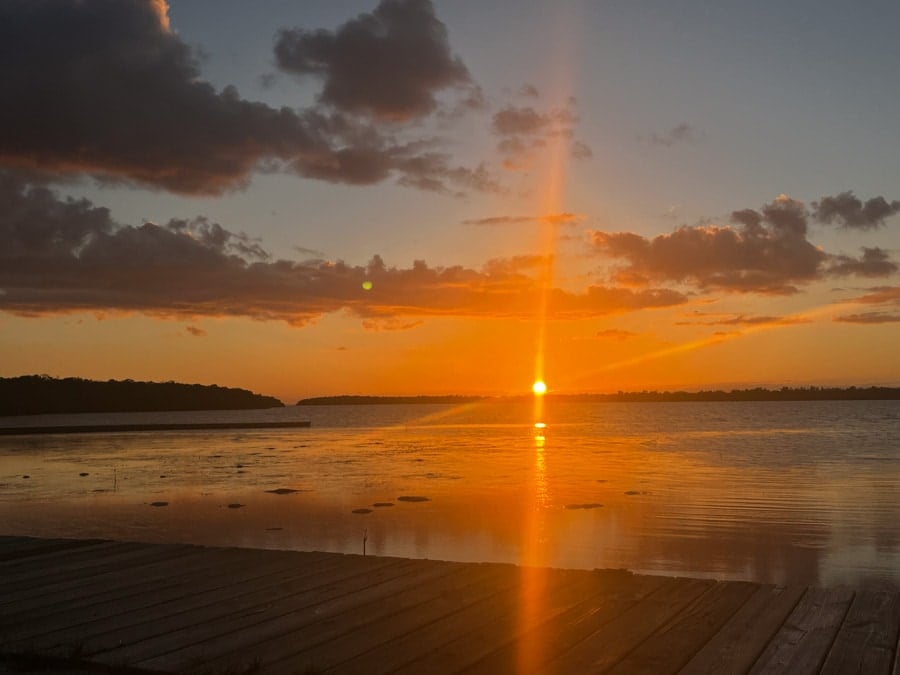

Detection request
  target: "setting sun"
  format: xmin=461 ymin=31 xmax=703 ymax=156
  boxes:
xmin=532 ymin=380 xmax=547 ymax=395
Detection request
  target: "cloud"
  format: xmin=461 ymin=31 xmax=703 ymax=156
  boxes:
xmin=834 ymin=312 xmax=900 ymax=324
xmin=647 ymin=123 xmax=698 ymax=147
xmin=361 ymin=318 xmax=425 ymax=331
xmin=827 ymin=247 xmax=898 ymax=278
xmin=676 ymin=311 xmax=811 ymax=327
xmin=518 ymin=84 xmax=540 ymax=99
xmin=490 ymin=103 xmax=589 ymax=166
xmin=813 ymin=191 xmax=900 ymax=230
xmin=590 ymin=193 xmax=898 ymax=294
xmin=463 ymin=212 xmax=582 ymax=226
xmin=0 ymin=0 xmax=496 ymax=196
xmin=275 ymin=0 xmax=473 ymax=122
xmin=0 ymin=172 xmax=687 ymax=324
xmin=185 ymin=326 xmax=207 ymax=337
xmin=595 ymin=329 xmax=638 ymax=340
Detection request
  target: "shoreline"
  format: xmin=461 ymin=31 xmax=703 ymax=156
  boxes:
xmin=0 ymin=420 xmax=311 ymax=436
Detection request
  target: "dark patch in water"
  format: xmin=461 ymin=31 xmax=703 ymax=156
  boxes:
xmin=149 ymin=501 xmax=168 ymax=507
xmin=159 ymin=475 xmax=167 ymax=478
xmin=373 ymin=502 xmax=394 ymax=507
xmin=565 ymin=503 xmax=604 ymax=510
xmin=266 ymin=527 xmax=283 ymax=531
xmin=624 ymin=490 xmax=650 ymax=496
xmin=227 ymin=503 xmax=244 ymax=509
xmin=236 ymin=470 xmax=246 ymax=474
xmin=79 ymin=472 xmax=89 ymax=477
xmin=397 ymin=495 xmax=430 ymax=503
xmin=22 ymin=475 xmax=30 ymax=479
xmin=352 ymin=508 xmax=373 ymax=514
xmin=266 ymin=488 xmax=301 ymax=495
xmin=596 ymin=479 xmax=608 ymax=483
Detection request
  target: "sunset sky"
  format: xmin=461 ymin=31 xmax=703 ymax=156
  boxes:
xmin=3 ymin=0 xmax=900 ymax=402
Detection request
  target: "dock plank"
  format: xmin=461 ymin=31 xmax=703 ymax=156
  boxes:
xmin=680 ymin=584 xmax=806 ymax=675
xmin=542 ymin=577 xmax=714 ymax=674
xmin=820 ymin=589 xmax=900 ymax=675
xmin=749 ymin=586 xmax=855 ymax=675
xmin=457 ymin=570 xmax=666 ymax=675
xmin=104 ymin=556 xmax=426 ymax=669
xmin=257 ymin=564 xmax=519 ymax=675
xmin=606 ymin=580 xmax=758 ymax=675
xmin=334 ymin=566 xmax=595 ymax=674
xmin=27 ymin=551 xmax=368 ymax=656
xmin=2 ymin=537 xmax=900 ymax=675
xmin=136 ymin=558 xmax=466 ymax=673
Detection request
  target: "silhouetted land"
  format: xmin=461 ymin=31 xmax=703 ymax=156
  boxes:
xmin=0 ymin=375 xmax=283 ymax=416
xmin=297 ymin=386 xmax=900 ymax=406
xmin=297 ymin=395 xmax=486 ymax=406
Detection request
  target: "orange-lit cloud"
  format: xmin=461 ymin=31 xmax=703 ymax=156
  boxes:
xmin=590 ymin=194 xmax=899 ymax=294
xmin=676 ymin=311 xmax=812 ymax=327
xmin=0 ymin=172 xmax=686 ymax=325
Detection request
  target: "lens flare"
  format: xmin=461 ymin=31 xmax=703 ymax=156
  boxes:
xmin=532 ymin=380 xmax=547 ymax=395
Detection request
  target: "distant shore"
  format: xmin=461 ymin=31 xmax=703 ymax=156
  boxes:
xmin=297 ymin=386 xmax=900 ymax=405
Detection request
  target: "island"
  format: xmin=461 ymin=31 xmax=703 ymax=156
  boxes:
xmin=0 ymin=375 xmax=284 ymax=416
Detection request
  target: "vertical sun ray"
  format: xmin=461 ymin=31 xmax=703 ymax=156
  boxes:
xmin=518 ymin=5 xmax=583 ymax=672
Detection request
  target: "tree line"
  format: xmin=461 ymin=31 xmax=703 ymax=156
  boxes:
xmin=0 ymin=375 xmax=283 ymax=416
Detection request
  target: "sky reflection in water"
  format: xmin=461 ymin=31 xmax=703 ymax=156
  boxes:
xmin=1 ymin=400 xmax=898 ymax=589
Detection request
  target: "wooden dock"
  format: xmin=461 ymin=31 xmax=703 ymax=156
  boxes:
xmin=1 ymin=536 xmax=898 ymax=674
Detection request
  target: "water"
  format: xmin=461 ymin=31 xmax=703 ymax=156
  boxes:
xmin=1 ymin=399 xmax=898 ymax=589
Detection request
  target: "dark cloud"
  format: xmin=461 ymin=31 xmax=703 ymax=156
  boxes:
xmin=518 ymin=84 xmax=540 ymax=99
xmin=813 ymin=191 xmax=900 ymax=230
xmin=571 ymin=141 xmax=594 ymax=160
xmin=0 ymin=172 xmax=686 ymax=323
xmin=834 ymin=312 xmax=900 ymax=324
xmin=676 ymin=311 xmax=811 ymax=327
xmin=185 ymin=326 xmax=207 ymax=337
xmin=463 ymin=213 xmax=582 ymax=226
xmin=0 ymin=0 xmax=496 ymax=196
xmin=492 ymin=106 xmax=575 ymax=136
xmin=827 ymin=247 xmax=898 ymax=278
xmin=491 ymin=103 xmax=588 ymax=166
xmin=590 ymin=194 xmax=898 ymax=294
xmin=0 ymin=0 xmax=335 ymax=194
xmin=648 ymin=123 xmax=698 ymax=147
xmin=591 ymin=196 xmax=824 ymax=294
xmin=838 ymin=286 xmax=900 ymax=324
xmin=274 ymin=0 xmax=472 ymax=121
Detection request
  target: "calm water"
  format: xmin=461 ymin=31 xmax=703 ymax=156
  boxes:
xmin=1 ymin=400 xmax=898 ymax=588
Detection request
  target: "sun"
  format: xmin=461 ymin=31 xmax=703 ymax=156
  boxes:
xmin=532 ymin=380 xmax=547 ymax=395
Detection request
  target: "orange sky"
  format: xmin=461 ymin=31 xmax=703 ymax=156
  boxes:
xmin=2 ymin=1 xmax=900 ymax=403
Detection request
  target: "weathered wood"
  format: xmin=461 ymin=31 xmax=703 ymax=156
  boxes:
xmin=0 ymin=543 xmax=196 ymax=610
xmin=181 ymin=563 xmax=508 ymax=673
xmin=820 ymin=589 xmax=900 ymax=675
xmin=0 ymin=540 xmax=135 ymax=587
xmin=680 ymin=584 xmax=806 ymax=675
xmin=457 ymin=570 xmax=666 ymax=675
xmin=2 ymin=537 xmax=899 ymax=675
xmin=606 ymin=580 xmax=758 ymax=674
xmin=101 ymin=556 xmax=425 ymax=668
xmin=2 ymin=545 xmax=267 ymax=630
xmin=542 ymin=577 xmax=715 ymax=674
xmin=749 ymin=586 xmax=855 ymax=675
xmin=336 ymin=566 xmax=595 ymax=674
xmin=23 ymin=550 xmax=364 ymax=655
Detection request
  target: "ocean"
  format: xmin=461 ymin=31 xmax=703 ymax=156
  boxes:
xmin=1 ymin=399 xmax=898 ymax=588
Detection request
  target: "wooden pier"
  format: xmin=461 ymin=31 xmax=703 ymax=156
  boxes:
xmin=1 ymin=536 xmax=898 ymax=674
